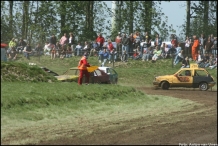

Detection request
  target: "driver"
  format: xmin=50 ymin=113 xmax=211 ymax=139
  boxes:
xmin=185 ymin=70 xmax=191 ymax=76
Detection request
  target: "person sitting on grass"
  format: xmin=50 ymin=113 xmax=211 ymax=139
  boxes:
xmin=66 ymin=46 xmax=73 ymax=58
xmin=151 ymin=46 xmax=162 ymax=62
xmin=142 ymin=47 xmax=152 ymax=61
xmin=44 ymin=42 xmax=51 ymax=56
xmin=181 ymin=56 xmax=190 ymax=68
xmin=8 ymin=47 xmax=17 ymax=61
xmin=195 ymin=50 xmax=206 ymax=68
xmin=174 ymin=50 xmax=184 ymax=66
xmin=121 ymin=50 xmax=128 ymax=62
xmin=101 ymin=48 xmax=109 ymax=67
xmin=132 ymin=46 xmax=141 ymax=60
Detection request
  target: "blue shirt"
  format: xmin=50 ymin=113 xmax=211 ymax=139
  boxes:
xmin=175 ymin=46 xmax=181 ymax=55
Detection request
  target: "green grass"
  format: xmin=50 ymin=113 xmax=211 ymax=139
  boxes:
xmin=1 ymin=82 xmax=201 ymax=144
xmin=1 ymin=54 xmax=217 ymax=144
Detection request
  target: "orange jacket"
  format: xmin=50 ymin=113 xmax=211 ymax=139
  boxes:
xmin=192 ymin=39 xmax=199 ymax=49
xmin=78 ymin=56 xmax=90 ymax=70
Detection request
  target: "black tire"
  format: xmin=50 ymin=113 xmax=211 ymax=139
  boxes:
xmin=161 ymin=81 xmax=170 ymax=90
xmin=199 ymin=82 xmax=208 ymax=91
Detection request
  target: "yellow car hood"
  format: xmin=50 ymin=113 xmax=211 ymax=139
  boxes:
xmin=55 ymin=75 xmax=78 ymax=81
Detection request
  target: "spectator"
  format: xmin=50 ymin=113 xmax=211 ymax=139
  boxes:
xmin=152 ymin=46 xmax=162 ymax=62
xmin=107 ymin=39 xmax=117 ymax=63
xmin=134 ymin=31 xmax=141 ymax=50
xmin=59 ymin=33 xmax=68 ymax=46
xmin=184 ymin=36 xmax=191 ymax=58
xmin=83 ymin=41 xmax=90 ymax=55
xmin=209 ymin=55 xmax=217 ymax=69
xmin=68 ymin=32 xmax=75 ymax=50
xmin=204 ymin=54 xmax=215 ymax=68
xmin=98 ymin=48 xmax=104 ymax=63
xmin=34 ymin=43 xmax=43 ymax=56
xmin=132 ymin=46 xmax=141 ymax=60
xmin=174 ymin=50 xmax=184 ymax=66
xmin=199 ymin=33 xmax=206 ymax=55
xmin=210 ymin=34 xmax=214 ymax=42
xmin=74 ymin=42 xmax=82 ymax=56
xmin=96 ymin=33 xmax=105 ymax=50
xmin=50 ymin=45 xmax=56 ymax=59
xmin=154 ymin=33 xmax=162 ymax=48
xmin=8 ymin=47 xmax=17 ymax=61
xmin=55 ymin=42 xmax=61 ymax=57
xmin=129 ymin=33 xmax=134 ymax=56
xmin=171 ymin=34 xmax=178 ymax=49
xmin=192 ymin=35 xmax=199 ymax=61
xmin=8 ymin=38 xmax=17 ymax=54
xmin=17 ymin=38 xmax=27 ymax=53
xmin=66 ymin=46 xmax=72 ymax=58
xmin=211 ymin=37 xmax=217 ymax=56
xmin=121 ymin=33 xmax=130 ymax=59
xmin=181 ymin=56 xmax=190 ymax=68
xmin=23 ymin=43 xmax=32 ymax=60
xmin=162 ymin=44 xmax=171 ymax=58
xmin=115 ymin=32 xmax=122 ymax=58
xmin=1 ymin=43 xmax=8 ymax=61
xmin=44 ymin=42 xmax=51 ymax=56
xmin=175 ymin=43 xmax=182 ymax=56
xmin=49 ymin=34 xmax=57 ymax=47
xmin=89 ymin=41 xmax=99 ymax=57
xmin=60 ymin=45 xmax=66 ymax=59
xmin=142 ymin=47 xmax=152 ymax=61
xmin=144 ymin=32 xmax=152 ymax=48
xmin=195 ymin=50 xmax=206 ymax=68
xmin=121 ymin=50 xmax=128 ymax=62
xmin=204 ymin=36 xmax=213 ymax=55
xmin=101 ymin=48 xmax=109 ymax=67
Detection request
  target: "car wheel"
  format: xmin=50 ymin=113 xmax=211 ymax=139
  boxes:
xmin=161 ymin=81 xmax=170 ymax=90
xmin=199 ymin=82 xmax=208 ymax=91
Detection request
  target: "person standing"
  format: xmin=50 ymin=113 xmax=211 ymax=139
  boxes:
xmin=184 ymin=36 xmax=191 ymax=58
xmin=49 ymin=34 xmax=57 ymax=47
xmin=129 ymin=33 xmax=134 ymax=56
xmin=199 ymin=33 xmax=206 ymax=55
xmin=192 ymin=35 xmax=199 ymax=61
xmin=59 ymin=33 xmax=68 ymax=46
xmin=78 ymin=53 xmax=91 ymax=85
xmin=154 ymin=33 xmax=162 ymax=48
xmin=68 ymin=32 xmax=75 ymax=53
xmin=115 ymin=32 xmax=122 ymax=58
xmin=95 ymin=33 xmax=105 ymax=50
xmin=121 ymin=33 xmax=129 ymax=59
xmin=1 ymin=43 xmax=8 ymax=61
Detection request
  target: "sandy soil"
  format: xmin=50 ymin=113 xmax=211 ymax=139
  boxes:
xmin=37 ymin=87 xmax=217 ymax=145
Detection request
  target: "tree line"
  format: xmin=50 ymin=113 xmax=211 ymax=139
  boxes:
xmin=1 ymin=1 xmax=217 ymax=45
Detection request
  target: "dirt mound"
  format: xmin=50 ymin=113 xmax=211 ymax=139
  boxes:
xmin=1 ymin=62 xmax=57 ymax=82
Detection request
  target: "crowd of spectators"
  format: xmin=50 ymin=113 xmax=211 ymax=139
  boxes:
xmin=2 ymin=31 xmax=217 ymax=69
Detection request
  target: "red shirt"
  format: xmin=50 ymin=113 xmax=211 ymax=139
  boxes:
xmin=171 ymin=39 xmax=178 ymax=48
xmin=96 ymin=36 xmax=105 ymax=46
xmin=107 ymin=43 xmax=114 ymax=52
xmin=115 ymin=36 xmax=122 ymax=44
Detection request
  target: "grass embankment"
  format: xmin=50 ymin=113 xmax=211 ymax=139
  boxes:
xmin=1 ymin=82 xmax=200 ymax=145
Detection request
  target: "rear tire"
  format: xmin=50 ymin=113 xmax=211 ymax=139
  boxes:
xmin=199 ymin=82 xmax=208 ymax=91
xmin=161 ymin=81 xmax=170 ymax=90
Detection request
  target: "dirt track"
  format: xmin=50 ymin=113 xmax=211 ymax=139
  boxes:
xmin=38 ymin=87 xmax=217 ymax=145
